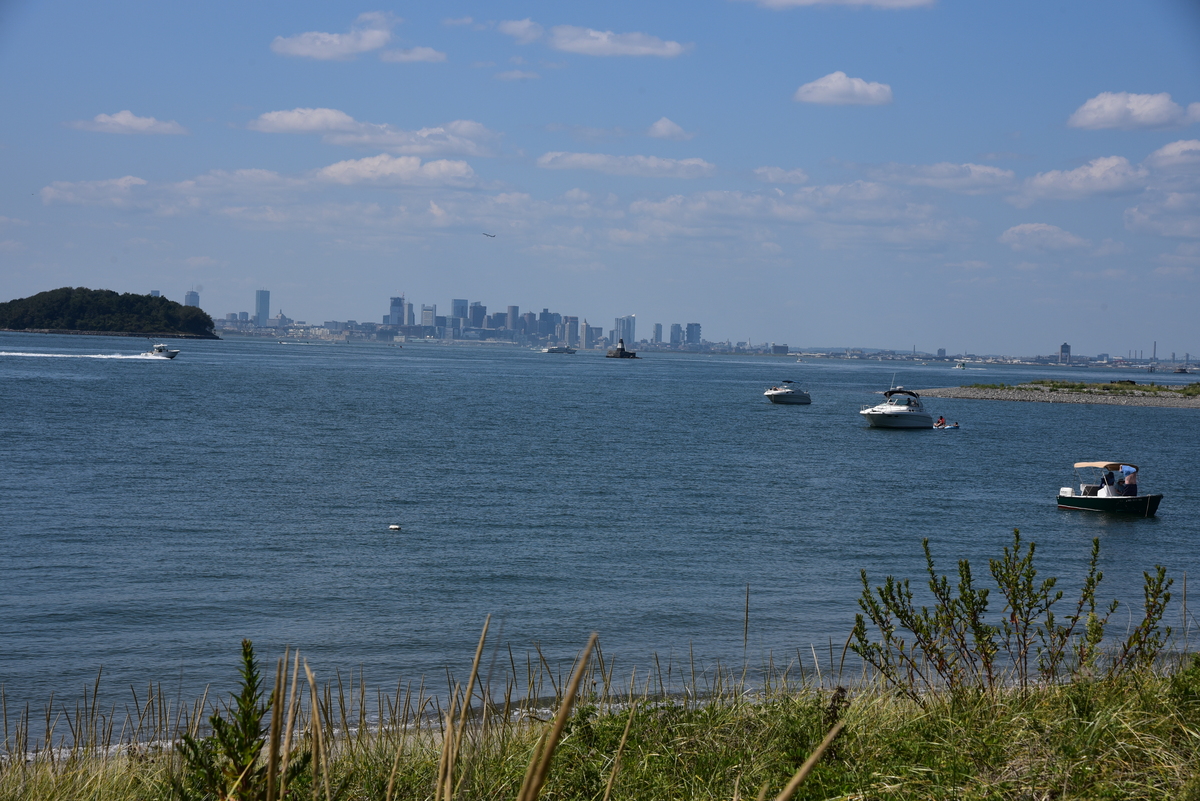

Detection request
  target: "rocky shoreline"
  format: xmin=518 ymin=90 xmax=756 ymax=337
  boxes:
xmin=920 ymin=386 xmax=1200 ymax=408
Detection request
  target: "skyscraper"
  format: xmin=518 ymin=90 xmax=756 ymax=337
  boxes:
xmin=255 ymin=290 xmax=270 ymax=327
xmin=421 ymin=305 xmax=436 ymax=327
xmin=669 ymin=323 xmax=683 ymax=346
xmin=562 ymin=316 xmax=579 ymax=346
xmin=685 ymin=323 xmax=701 ymax=345
xmin=582 ymin=319 xmax=593 ymax=349
xmin=507 ymin=306 xmax=520 ymax=330
xmin=653 ymin=323 xmax=663 ymax=344
xmin=184 ymin=290 xmax=199 ymax=307
xmin=1060 ymin=343 xmax=1071 ymax=364
xmin=389 ymin=296 xmax=405 ymax=326
xmin=469 ymin=302 xmax=486 ymax=328
xmin=615 ymin=314 xmax=635 ymax=344
xmin=451 ymin=299 xmax=468 ymax=320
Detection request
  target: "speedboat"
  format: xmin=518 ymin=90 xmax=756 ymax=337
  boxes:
xmin=141 ymin=343 xmax=180 ymax=359
xmin=953 ymin=361 xmax=966 ymax=369
xmin=1056 ymin=461 xmax=1162 ymax=517
xmin=764 ymin=380 xmax=811 ymax=405
xmin=859 ymin=388 xmax=933 ymax=428
xmin=541 ymin=346 xmax=577 ymax=354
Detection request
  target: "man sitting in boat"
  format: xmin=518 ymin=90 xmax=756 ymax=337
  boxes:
xmin=935 ymin=416 xmax=946 ymax=428
xmin=1097 ymin=471 xmax=1117 ymax=497
xmin=1118 ymin=466 xmax=1138 ymax=496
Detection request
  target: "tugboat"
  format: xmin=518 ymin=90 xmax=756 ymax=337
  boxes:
xmin=605 ymin=338 xmax=638 ymax=359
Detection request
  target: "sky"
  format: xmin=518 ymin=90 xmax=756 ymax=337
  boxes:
xmin=1 ymin=0 xmax=1199 ymax=355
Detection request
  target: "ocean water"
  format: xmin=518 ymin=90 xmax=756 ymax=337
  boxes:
xmin=1 ymin=332 xmax=1198 ymax=710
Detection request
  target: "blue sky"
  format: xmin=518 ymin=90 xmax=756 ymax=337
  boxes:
xmin=2 ymin=0 xmax=1199 ymax=354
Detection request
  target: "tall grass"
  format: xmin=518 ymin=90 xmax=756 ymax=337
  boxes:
xmin=4 ymin=535 xmax=1200 ymax=800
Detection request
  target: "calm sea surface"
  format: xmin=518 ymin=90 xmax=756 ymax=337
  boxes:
xmin=1 ymin=332 xmax=1198 ymax=709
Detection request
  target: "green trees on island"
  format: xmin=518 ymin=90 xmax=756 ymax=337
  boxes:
xmin=0 ymin=287 xmax=216 ymax=338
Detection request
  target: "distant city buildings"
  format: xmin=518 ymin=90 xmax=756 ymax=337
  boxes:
xmin=216 ymin=288 xmax=745 ymax=353
xmin=255 ymin=290 xmax=270 ymax=327
xmin=613 ymin=315 xmax=635 ymax=345
xmin=184 ymin=290 xmax=200 ymax=307
xmin=1060 ymin=342 xmax=1071 ymax=364
xmin=150 ymin=290 xmax=160 ymax=297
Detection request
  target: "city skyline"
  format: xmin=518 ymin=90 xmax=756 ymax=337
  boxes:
xmin=1 ymin=1 xmax=1198 ymax=355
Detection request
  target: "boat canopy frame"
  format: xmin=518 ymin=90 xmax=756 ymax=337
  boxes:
xmin=882 ymin=389 xmax=921 ymax=399
xmin=1073 ymin=461 xmax=1138 ymax=471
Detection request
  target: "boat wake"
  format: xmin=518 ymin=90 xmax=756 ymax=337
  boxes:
xmin=0 ymin=351 xmax=167 ymax=360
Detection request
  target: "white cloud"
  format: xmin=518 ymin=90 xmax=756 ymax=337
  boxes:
xmin=999 ymin=223 xmax=1090 ymax=252
xmin=1067 ymin=92 xmax=1200 ymax=130
xmin=250 ymin=108 xmax=497 ymax=156
xmin=868 ymin=162 xmax=1015 ymax=193
xmin=70 ymin=110 xmax=187 ymax=135
xmin=548 ymin=26 xmax=687 ymax=57
xmin=250 ymin=108 xmax=361 ymax=133
xmin=737 ymin=0 xmax=933 ymax=6
xmin=271 ymin=12 xmax=395 ymax=60
xmin=1144 ymin=139 xmax=1200 ymax=170
xmin=1125 ymin=192 xmax=1200 ymax=238
xmin=498 ymin=19 xmax=544 ymax=44
xmin=380 ymin=47 xmax=446 ymax=63
xmin=794 ymin=71 xmax=892 ymax=105
xmin=537 ymin=152 xmax=715 ymax=178
xmin=495 ymin=70 xmax=539 ymax=81
xmin=754 ymin=166 xmax=810 ymax=184
xmin=40 ymin=175 xmax=147 ymax=207
xmin=647 ymin=117 xmax=694 ymax=140
xmin=1021 ymin=156 xmax=1148 ymax=201
xmin=315 ymin=154 xmax=474 ymax=186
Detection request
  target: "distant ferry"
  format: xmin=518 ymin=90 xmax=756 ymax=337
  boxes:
xmin=541 ymin=346 xmax=576 ymax=354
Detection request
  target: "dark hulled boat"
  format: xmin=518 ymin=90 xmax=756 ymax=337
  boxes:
xmin=1056 ymin=461 xmax=1162 ymax=517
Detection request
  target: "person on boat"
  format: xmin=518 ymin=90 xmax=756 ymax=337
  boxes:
xmin=935 ymin=416 xmax=946 ymax=428
xmin=1120 ymin=466 xmax=1138 ymax=496
xmin=1099 ymin=470 xmax=1116 ymax=497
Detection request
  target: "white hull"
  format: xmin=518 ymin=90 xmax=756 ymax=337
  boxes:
xmin=765 ymin=390 xmax=810 ymax=404
xmin=859 ymin=408 xmax=933 ymax=428
xmin=142 ymin=345 xmax=180 ymax=359
xmin=859 ymin=388 xmax=933 ymax=428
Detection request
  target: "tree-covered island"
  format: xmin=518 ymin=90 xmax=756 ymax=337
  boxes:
xmin=0 ymin=287 xmax=218 ymax=339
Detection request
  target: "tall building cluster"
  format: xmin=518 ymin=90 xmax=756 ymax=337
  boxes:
xmin=214 ymin=288 xmax=710 ymax=351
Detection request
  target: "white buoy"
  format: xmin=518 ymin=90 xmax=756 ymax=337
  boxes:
xmin=388 ymin=524 xmax=401 ymax=531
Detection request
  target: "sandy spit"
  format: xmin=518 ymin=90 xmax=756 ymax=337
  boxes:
xmin=918 ymin=386 xmax=1200 ymax=408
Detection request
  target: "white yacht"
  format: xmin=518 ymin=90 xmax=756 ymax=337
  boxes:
xmin=764 ymin=380 xmax=811 ymax=405
xmin=541 ymin=346 xmax=576 ymax=354
xmin=141 ymin=343 xmax=180 ymax=359
xmin=859 ymin=388 xmax=933 ymax=428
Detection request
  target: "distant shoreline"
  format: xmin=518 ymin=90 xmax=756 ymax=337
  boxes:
xmin=1 ymin=328 xmax=220 ymax=340
xmin=920 ymin=386 xmax=1200 ymax=409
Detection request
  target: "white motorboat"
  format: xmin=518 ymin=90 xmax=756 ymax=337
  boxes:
xmin=141 ymin=343 xmax=180 ymax=359
xmin=953 ymin=361 xmax=966 ymax=369
xmin=764 ymin=380 xmax=811 ymax=405
xmin=541 ymin=346 xmax=577 ymax=354
xmin=859 ymin=387 xmax=933 ymax=428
